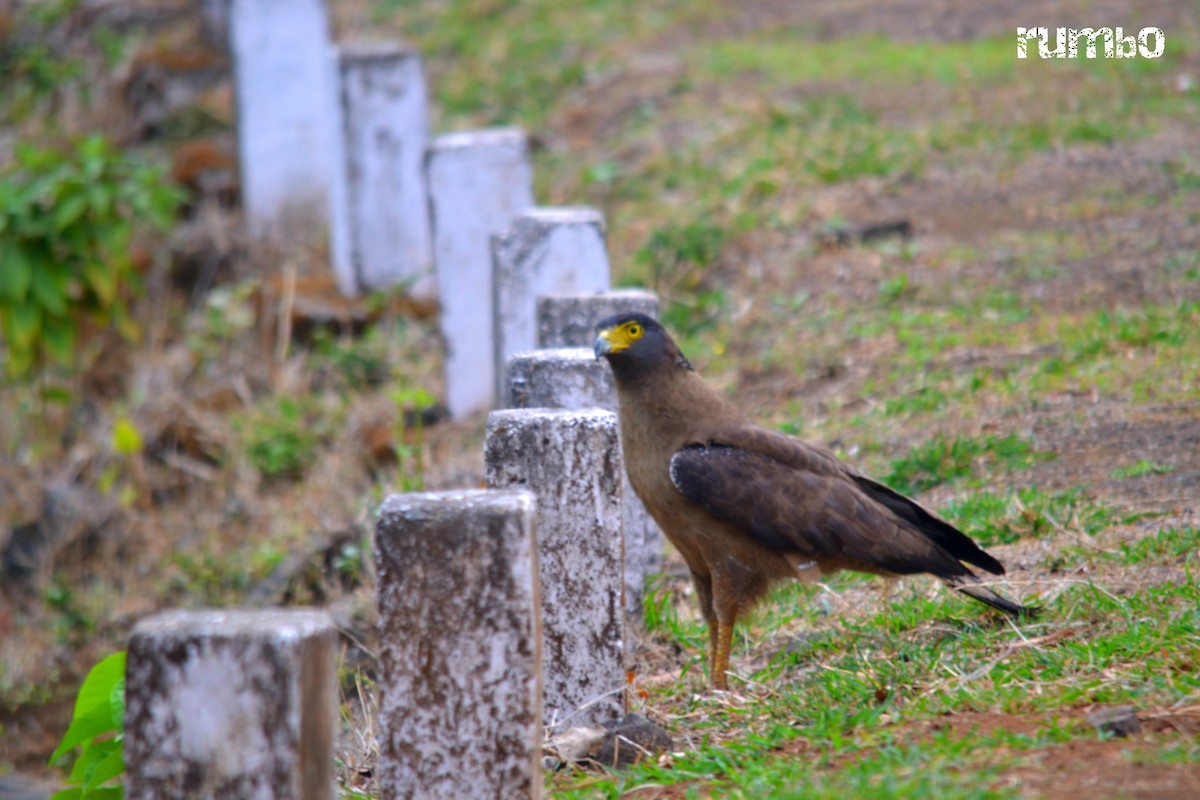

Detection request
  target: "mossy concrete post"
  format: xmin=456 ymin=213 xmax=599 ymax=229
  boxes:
xmin=426 ymin=128 xmax=534 ymax=418
xmin=330 ymin=43 xmax=433 ymax=298
xmin=485 ymin=409 xmax=626 ymax=726
xmin=491 ymin=208 xmax=610 ymax=404
xmin=124 ymin=609 xmax=336 ymax=800
xmin=229 ymin=0 xmax=333 ymax=239
xmin=502 ymin=349 xmax=657 ymax=621
xmin=375 ymin=490 xmax=542 ymax=800
xmin=536 ymin=289 xmax=660 ymax=348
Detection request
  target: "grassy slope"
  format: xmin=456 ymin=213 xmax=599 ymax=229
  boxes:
xmin=359 ymin=1 xmax=1200 ymax=797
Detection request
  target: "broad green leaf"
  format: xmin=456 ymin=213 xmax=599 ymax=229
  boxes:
xmin=49 ymin=704 xmax=114 ymax=765
xmin=31 ymin=264 xmax=69 ymax=316
xmin=110 ymin=678 xmax=125 ymax=728
xmin=0 ymin=244 xmax=33 ymax=300
xmin=82 ymin=743 xmax=124 ymax=793
xmin=54 ymin=192 xmax=89 ymax=231
xmin=49 ymin=652 xmax=125 ymax=763
xmin=4 ymin=302 xmax=42 ymax=351
xmin=68 ymin=736 xmax=116 ymax=784
xmin=48 ymin=789 xmax=83 ymax=800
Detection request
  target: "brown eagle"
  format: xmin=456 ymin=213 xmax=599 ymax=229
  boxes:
xmin=594 ymin=312 xmax=1036 ymax=690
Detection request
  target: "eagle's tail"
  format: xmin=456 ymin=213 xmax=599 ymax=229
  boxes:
xmin=944 ymin=575 xmax=1040 ymax=618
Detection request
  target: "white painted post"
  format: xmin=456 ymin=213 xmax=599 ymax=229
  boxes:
xmin=485 ymin=409 xmax=626 ymax=726
xmin=229 ymin=0 xmax=333 ymax=239
xmin=492 ymin=208 xmax=610 ymax=403
xmin=330 ymin=43 xmax=433 ymax=298
xmin=502 ymin=349 xmax=660 ymax=621
xmin=536 ymin=289 xmax=660 ymax=348
xmin=124 ymin=609 xmax=336 ymax=800
xmin=427 ymin=128 xmax=534 ymax=418
xmin=375 ymin=490 xmax=542 ymax=800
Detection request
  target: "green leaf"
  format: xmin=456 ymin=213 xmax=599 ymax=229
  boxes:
xmin=111 ymin=419 xmax=142 ymax=456
xmin=77 ymin=737 xmax=123 ymax=791
xmin=68 ymin=736 xmax=115 ymax=784
xmin=31 ymin=264 xmax=70 ymax=316
xmin=0 ymin=244 xmax=33 ymax=301
xmin=82 ymin=262 xmax=116 ymax=306
xmin=110 ymin=677 xmax=125 ymax=728
xmin=48 ymin=789 xmax=83 ymax=800
xmin=54 ymin=192 xmax=89 ymax=231
xmin=42 ymin=317 xmax=77 ymax=365
xmin=4 ymin=303 xmax=42 ymax=351
xmin=49 ymin=652 xmax=125 ymax=763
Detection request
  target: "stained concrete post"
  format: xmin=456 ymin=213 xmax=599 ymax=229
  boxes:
xmin=485 ymin=409 xmax=625 ymax=726
xmin=492 ymin=208 xmax=610 ymax=403
xmin=375 ymin=490 xmax=542 ymax=800
xmin=502 ymin=350 xmax=661 ymax=620
xmin=330 ymin=43 xmax=433 ymax=298
xmin=229 ymin=0 xmax=333 ymax=239
xmin=537 ymin=289 xmax=660 ymax=348
xmin=427 ymin=128 xmax=534 ymax=418
xmin=125 ymin=609 xmax=336 ymax=800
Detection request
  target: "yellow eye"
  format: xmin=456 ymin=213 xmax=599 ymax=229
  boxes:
xmin=627 ymin=323 xmax=643 ymax=339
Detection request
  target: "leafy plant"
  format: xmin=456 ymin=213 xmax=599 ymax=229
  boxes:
xmin=0 ymin=135 xmax=182 ymax=377
xmin=242 ymin=397 xmax=323 ymax=482
xmin=49 ymin=650 xmax=126 ymax=799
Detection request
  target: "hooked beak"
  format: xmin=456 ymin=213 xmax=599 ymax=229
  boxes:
xmin=593 ymin=329 xmax=613 ymax=360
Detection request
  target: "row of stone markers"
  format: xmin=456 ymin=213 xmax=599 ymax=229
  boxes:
xmin=121 ymin=295 xmax=671 ymax=798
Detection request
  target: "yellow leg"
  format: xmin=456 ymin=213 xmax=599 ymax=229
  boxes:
xmin=711 ymin=620 xmax=734 ymax=691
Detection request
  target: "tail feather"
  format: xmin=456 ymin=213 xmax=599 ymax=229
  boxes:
xmin=946 ymin=576 xmax=1039 ymax=618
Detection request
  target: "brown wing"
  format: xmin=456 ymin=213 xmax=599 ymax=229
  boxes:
xmin=680 ymin=425 xmax=1006 ymax=575
xmin=668 ymin=440 xmax=983 ymax=581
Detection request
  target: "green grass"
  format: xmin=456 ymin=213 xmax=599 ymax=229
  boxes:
xmin=560 ymin=574 xmax=1200 ymax=798
xmin=882 ymin=433 xmax=1052 ymax=496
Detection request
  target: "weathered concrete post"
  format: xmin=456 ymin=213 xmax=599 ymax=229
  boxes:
xmin=330 ymin=43 xmax=433 ymax=298
xmin=485 ymin=409 xmax=626 ymax=726
xmin=492 ymin=208 xmax=610 ymax=403
xmin=426 ymin=128 xmax=534 ymax=418
xmin=375 ymin=489 xmax=542 ymax=800
xmin=502 ymin=349 xmax=659 ymax=619
xmin=125 ymin=609 xmax=336 ymax=800
xmin=229 ymin=0 xmax=333 ymax=239
xmin=536 ymin=289 xmax=661 ymax=348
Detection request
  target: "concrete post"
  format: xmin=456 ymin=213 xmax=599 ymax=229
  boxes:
xmin=426 ymin=128 xmax=534 ymax=418
xmin=125 ymin=609 xmax=336 ymax=800
xmin=330 ymin=43 xmax=433 ymax=298
xmin=229 ymin=0 xmax=333 ymax=239
xmin=501 ymin=350 xmax=661 ymax=620
xmin=375 ymin=490 xmax=542 ymax=800
xmin=491 ymin=208 xmax=610 ymax=403
xmin=536 ymin=289 xmax=660 ymax=348
xmin=485 ymin=409 xmax=626 ymax=726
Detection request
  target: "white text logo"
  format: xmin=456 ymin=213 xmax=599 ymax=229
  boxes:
xmin=1016 ymin=27 xmax=1165 ymax=59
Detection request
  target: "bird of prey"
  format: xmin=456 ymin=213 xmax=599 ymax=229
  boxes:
xmin=594 ymin=312 xmax=1036 ymax=690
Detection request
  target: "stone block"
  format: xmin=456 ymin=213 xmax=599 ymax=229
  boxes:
xmin=536 ymin=289 xmax=659 ymax=348
xmin=330 ymin=43 xmax=433 ymax=298
xmin=229 ymin=0 xmax=333 ymax=239
xmin=125 ymin=609 xmax=336 ymax=800
xmin=485 ymin=410 xmax=626 ymax=726
xmin=427 ymin=128 xmax=534 ymax=418
xmin=501 ymin=349 xmax=661 ymax=618
xmin=375 ymin=489 xmax=542 ymax=800
xmin=492 ymin=208 xmax=610 ymax=403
